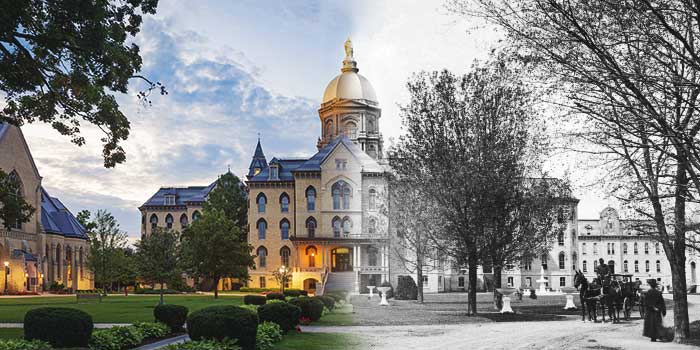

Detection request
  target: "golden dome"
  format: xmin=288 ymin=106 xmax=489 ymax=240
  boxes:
xmin=322 ymin=38 xmax=377 ymax=104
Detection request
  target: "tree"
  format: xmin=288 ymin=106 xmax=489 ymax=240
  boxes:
xmin=272 ymin=266 xmax=292 ymax=294
xmin=455 ymin=0 xmax=700 ymax=340
xmin=82 ymin=210 xmax=128 ymax=290
xmin=180 ymin=209 xmax=254 ymax=299
xmin=391 ymin=54 xmax=549 ymax=314
xmin=203 ymin=171 xmax=247 ymax=229
xmin=135 ymin=227 xmax=180 ymax=305
xmin=0 ymin=169 xmax=35 ymax=229
xmin=1 ymin=0 xmax=165 ymax=168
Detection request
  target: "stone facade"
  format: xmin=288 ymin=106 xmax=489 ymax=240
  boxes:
xmin=0 ymin=124 xmax=92 ymax=293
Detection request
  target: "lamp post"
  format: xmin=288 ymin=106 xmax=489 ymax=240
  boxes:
xmin=3 ymin=261 xmax=9 ymax=295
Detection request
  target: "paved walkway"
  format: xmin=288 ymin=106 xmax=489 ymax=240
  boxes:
xmin=0 ymin=323 xmax=130 ymax=329
xmin=133 ymin=335 xmax=189 ymax=350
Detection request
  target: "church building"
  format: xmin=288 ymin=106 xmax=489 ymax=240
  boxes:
xmin=246 ymin=39 xmax=391 ymax=294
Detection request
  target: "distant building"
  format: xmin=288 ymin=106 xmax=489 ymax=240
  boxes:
xmin=0 ymin=123 xmax=92 ymax=293
xmin=139 ymin=183 xmax=215 ymax=237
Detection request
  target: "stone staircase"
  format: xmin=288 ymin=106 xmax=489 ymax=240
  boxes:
xmin=323 ymin=271 xmax=355 ymax=293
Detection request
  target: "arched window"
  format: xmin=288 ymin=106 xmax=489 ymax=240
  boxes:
xmin=165 ymin=214 xmax=173 ymax=230
xmin=306 ymin=246 xmax=317 ymax=267
xmin=306 ymin=217 xmax=316 ymax=238
xmin=331 ymin=181 xmax=352 ymax=210
xmin=541 ymin=254 xmax=548 ymax=270
xmin=150 ymin=214 xmax=158 ymax=231
xmin=593 ymin=243 xmax=598 ymax=254
xmin=623 ymin=243 xmax=628 ymax=254
xmin=342 ymin=217 xmax=352 ymax=237
xmin=257 ymin=246 xmax=268 ymax=268
xmin=594 ymin=260 xmax=598 ymax=269
xmin=325 ymin=120 xmax=333 ymax=138
xmin=557 ymin=231 xmax=565 ymax=246
xmin=55 ymin=244 xmax=62 ymax=279
xmin=368 ymin=188 xmax=377 ymax=210
xmin=655 ymin=243 xmax=660 ymax=255
xmin=306 ymin=186 xmax=316 ymax=211
xmin=656 ymin=260 xmax=661 ymax=273
xmin=280 ymin=219 xmax=290 ymax=240
xmin=644 ymin=242 xmax=649 ymax=254
xmin=257 ymin=219 xmax=267 ymax=240
xmin=345 ymin=121 xmax=358 ymax=138
xmin=257 ymin=193 xmax=267 ymax=213
xmin=558 ymin=252 xmax=565 ymax=270
xmin=608 ymin=260 xmax=615 ymax=273
xmin=180 ymin=214 xmax=188 ymax=228
xmin=634 ymin=260 xmax=639 ymax=272
xmin=192 ymin=210 xmax=201 ymax=221
xmin=611 ymin=243 xmax=615 ymax=254
xmin=368 ymin=218 xmax=376 ymax=235
xmin=634 ymin=242 xmax=638 ymax=254
xmin=368 ymin=246 xmax=378 ymax=266
xmin=280 ymin=246 xmax=291 ymax=267
xmin=582 ymin=243 xmax=587 ymax=255
xmin=279 ymin=193 xmax=290 ymax=213
xmin=582 ymin=260 xmax=588 ymax=272
xmin=332 ymin=216 xmax=341 ymax=238
xmin=623 ymin=260 xmax=629 ymax=272
xmin=645 ymin=260 xmax=650 ymax=272
xmin=572 ymin=252 xmax=578 ymax=267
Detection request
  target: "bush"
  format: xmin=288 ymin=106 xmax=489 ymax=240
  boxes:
xmin=266 ymin=292 xmax=285 ymax=301
xmin=24 ymin=307 xmax=93 ymax=348
xmin=186 ymin=305 xmax=258 ymax=350
xmin=0 ymin=339 xmax=51 ymax=350
xmin=288 ymin=297 xmax=324 ymax=322
xmin=89 ymin=329 xmax=120 ymax=350
xmin=89 ymin=325 xmax=146 ymax=350
xmin=163 ymin=339 xmax=241 ymax=350
xmin=135 ymin=288 xmax=180 ymax=295
xmin=132 ymin=322 xmax=169 ymax=339
xmin=314 ymin=296 xmax=335 ymax=311
xmin=239 ymin=287 xmax=277 ymax=293
xmin=322 ymin=293 xmax=344 ymax=303
xmin=380 ymin=280 xmax=394 ymax=299
xmin=232 ymin=282 xmax=243 ymax=291
xmin=282 ymin=289 xmax=301 ymax=297
xmin=243 ymin=294 xmax=267 ymax=305
xmin=395 ymin=276 xmax=418 ymax=300
xmin=256 ymin=322 xmax=282 ymax=350
xmin=257 ymin=302 xmax=302 ymax=332
xmin=154 ymin=304 xmax=189 ymax=333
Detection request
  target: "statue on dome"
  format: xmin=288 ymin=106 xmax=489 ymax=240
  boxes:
xmin=344 ymin=37 xmax=354 ymax=58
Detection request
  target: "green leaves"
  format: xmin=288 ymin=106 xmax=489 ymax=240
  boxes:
xmin=0 ymin=169 xmax=35 ymax=230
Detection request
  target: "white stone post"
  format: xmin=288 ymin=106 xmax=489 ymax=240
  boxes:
xmin=501 ymin=297 xmax=514 ymax=314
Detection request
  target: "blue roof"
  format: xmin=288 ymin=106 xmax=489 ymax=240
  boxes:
xmin=247 ymin=139 xmax=268 ymax=178
xmin=248 ymin=158 xmax=308 ymax=182
xmin=41 ymin=187 xmax=88 ymax=239
xmin=295 ymin=136 xmax=383 ymax=172
xmin=140 ymin=182 xmax=216 ymax=207
xmin=0 ymin=123 xmax=8 ymax=142
xmin=13 ymin=249 xmax=37 ymax=262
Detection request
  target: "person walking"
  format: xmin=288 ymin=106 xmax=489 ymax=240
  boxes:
xmin=643 ymin=279 xmax=667 ymax=342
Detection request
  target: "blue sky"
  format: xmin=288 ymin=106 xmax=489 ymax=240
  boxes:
xmin=20 ymin=1 xmax=613 ymax=239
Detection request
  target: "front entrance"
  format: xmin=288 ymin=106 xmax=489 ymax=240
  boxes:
xmin=331 ymin=247 xmax=352 ymax=272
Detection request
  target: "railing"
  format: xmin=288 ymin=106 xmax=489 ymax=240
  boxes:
xmin=360 ymin=266 xmax=386 ymax=273
xmin=318 ymin=266 xmax=330 ymax=296
xmin=0 ymin=229 xmax=38 ymax=241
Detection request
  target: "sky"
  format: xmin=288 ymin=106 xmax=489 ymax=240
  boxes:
xmin=20 ymin=0 xmax=613 ymax=239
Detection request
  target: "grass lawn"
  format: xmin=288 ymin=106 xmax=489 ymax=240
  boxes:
xmin=314 ymin=304 xmax=354 ymax=326
xmin=0 ymin=328 xmax=23 ymax=340
xmin=273 ymin=333 xmax=362 ymax=350
xmin=0 ymin=295 xmax=243 ymax=323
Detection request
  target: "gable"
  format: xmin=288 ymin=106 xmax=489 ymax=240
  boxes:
xmin=0 ymin=124 xmax=41 ymax=184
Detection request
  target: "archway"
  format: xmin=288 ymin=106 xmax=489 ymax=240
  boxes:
xmin=331 ymin=247 xmax=352 ymax=272
xmin=303 ymin=278 xmax=318 ymax=294
xmin=608 ymin=260 xmax=615 ymax=274
xmin=691 ymin=262 xmax=697 ymax=285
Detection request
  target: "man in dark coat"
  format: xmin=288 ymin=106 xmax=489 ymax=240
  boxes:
xmin=643 ymin=279 xmax=667 ymax=342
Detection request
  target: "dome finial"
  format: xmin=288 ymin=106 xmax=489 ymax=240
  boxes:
xmin=341 ymin=37 xmax=358 ymax=73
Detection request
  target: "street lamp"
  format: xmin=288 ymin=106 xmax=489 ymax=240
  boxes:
xmin=3 ymin=261 xmax=9 ymax=295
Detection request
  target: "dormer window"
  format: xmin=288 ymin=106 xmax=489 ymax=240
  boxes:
xmin=269 ymin=165 xmax=279 ymax=180
xmin=254 ymin=168 xmax=261 ymax=176
xmin=164 ymin=195 xmax=176 ymax=206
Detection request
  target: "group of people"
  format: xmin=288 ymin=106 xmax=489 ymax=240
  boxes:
xmin=594 ymin=258 xmax=670 ymax=342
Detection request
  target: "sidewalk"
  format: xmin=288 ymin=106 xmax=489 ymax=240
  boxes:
xmin=0 ymin=323 xmax=130 ymax=328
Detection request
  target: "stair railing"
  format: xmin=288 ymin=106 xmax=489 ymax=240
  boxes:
xmin=318 ymin=265 xmax=330 ymax=295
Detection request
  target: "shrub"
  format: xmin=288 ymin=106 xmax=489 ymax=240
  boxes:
xmin=24 ymin=307 xmax=93 ymax=348
xmin=239 ymin=287 xmax=277 ymax=293
xmin=243 ymin=294 xmax=267 ymax=305
xmin=135 ymin=288 xmax=180 ymax=295
xmin=380 ymin=280 xmax=394 ymax=299
xmin=257 ymin=302 xmax=302 ymax=332
xmin=132 ymin=322 xmax=169 ymax=339
xmin=314 ymin=296 xmax=335 ymax=311
xmin=256 ymin=322 xmax=282 ymax=350
xmin=0 ymin=339 xmax=51 ymax=350
xmin=266 ymin=292 xmax=285 ymax=301
xmin=529 ymin=289 xmax=537 ymax=299
xmin=163 ymin=339 xmax=241 ymax=350
xmin=395 ymin=276 xmax=418 ymax=300
xmin=89 ymin=329 xmax=120 ymax=350
xmin=322 ymin=293 xmax=344 ymax=303
xmin=186 ymin=305 xmax=258 ymax=350
xmin=154 ymin=304 xmax=189 ymax=333
xmin=282 ymin=289 xmax=301 ymax=297
xmin=288 ymin=297 xmax=324 ymax=322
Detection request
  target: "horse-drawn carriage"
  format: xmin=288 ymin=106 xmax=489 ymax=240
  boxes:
xmin=574 ymin=270 xmax=644 ymax=322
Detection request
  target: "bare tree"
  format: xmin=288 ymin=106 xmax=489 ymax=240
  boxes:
xmin=454 ymin=0 xmax=700 ymax=340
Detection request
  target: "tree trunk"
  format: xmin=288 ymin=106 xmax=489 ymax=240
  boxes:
xmin=467 ymin=252 xmax=478 ymax=316
xmin=214 ymin=277 xmax=220 ymax=299
xmin=672 ymin=151 xmax=690 ymax=342
xmin=493 ymin=266 xmax=502 ymax=289
xmin=417 ymin=262 xmax=424 ymax=304
xmin=159 ymin=282 xmax=164 ymax=305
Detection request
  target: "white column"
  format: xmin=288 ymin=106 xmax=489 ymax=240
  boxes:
xmin=357 ymin=245 xmax=362 ymax=269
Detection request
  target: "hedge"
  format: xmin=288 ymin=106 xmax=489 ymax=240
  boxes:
xmin=0 ymin=339 xmax=51 ymax=350
xmin=243 ymin=295 xmax=267 ymax=305
xmin=282 ymin=289 xmax=307 ymax=297
xmin=239 ymin=287 xmax=277 ymax=293
xmin=257 ymin=302 xmax=302 ymax=332
xmin=187 ymin=306 xmax=258 ymax=350
xmin=288 ymin=297 xmax=324 ymax=322
xmin=314 ymin=295 xmax=335 ymax=311
xmin=24 ymin=307 xmax=93 ymax=348
xmin=395 ymin=276 xmax=418 ymax=300
xmin=266 ymin=292 xmax=285 ymax=301
xmin=154 ymin=304 xmax=189 ymax=332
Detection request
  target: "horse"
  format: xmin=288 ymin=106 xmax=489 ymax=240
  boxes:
xmin=574 ymin=269 xmax=603 ymax=322
xmin=599 ymin=277 xmax=623 ymax=323
xmin=620 ymin=280 xmax=642 ymax=320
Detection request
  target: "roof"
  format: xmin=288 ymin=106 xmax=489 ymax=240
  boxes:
xmin=41 ymin=187 xmax=88 ymax=239
xmin=0 ymin=123 xmax=8 ymax=142
xmin=294 ymin=135 xmax=383 ymax=173
xmin=247 ymin=139 xmax=268 ymax=178
xmin=140 ymin=182 xmax=216 ymax=207
xmin=322 ymin=39 xmax=378 ymax=105
xmin=248 ymin=158 xmax=308 ymax=182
